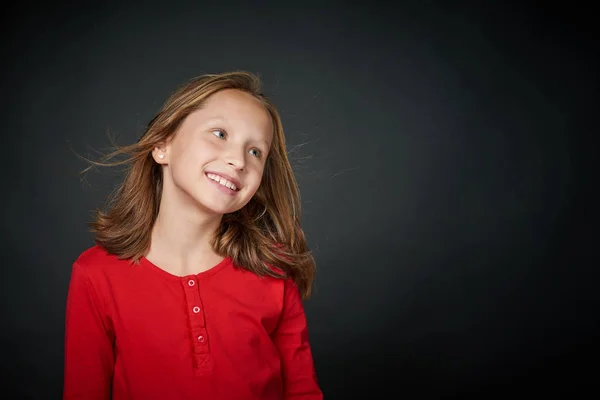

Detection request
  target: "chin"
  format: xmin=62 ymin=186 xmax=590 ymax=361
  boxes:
xmin=198 ymin=203 xmax=236 ymax=216
xmin=196 ymin=198 xmax=245 ymax=216
xmin=192 ymin=185 xmax=254 ymax=216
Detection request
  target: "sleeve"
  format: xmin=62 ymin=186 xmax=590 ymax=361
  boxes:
xmin=272 ymin=278 xmax=323 ymax=399
xmin=63 ymin=262 xmax=115 ymax=399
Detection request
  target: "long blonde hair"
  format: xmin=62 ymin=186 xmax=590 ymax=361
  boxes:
xmin=83 ymin=71 xmax=315 ymax=299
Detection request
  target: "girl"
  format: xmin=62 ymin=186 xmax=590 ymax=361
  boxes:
xmin=64 ymin=71 xmax=323 ymax=399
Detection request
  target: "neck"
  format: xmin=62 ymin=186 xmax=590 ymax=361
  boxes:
xmin=146 ymin=180 xmax=223 ymax=274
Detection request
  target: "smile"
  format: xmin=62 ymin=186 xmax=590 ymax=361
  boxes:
xmin=206 ymin=173 xmax=239 ymax=192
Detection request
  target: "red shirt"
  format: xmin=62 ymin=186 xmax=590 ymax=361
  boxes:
xmin=64 ymin=246 xmax=322 ymax=399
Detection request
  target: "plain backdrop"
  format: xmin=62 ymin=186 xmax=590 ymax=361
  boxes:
xmin=2 ymin=1 xmax=598 ymax=398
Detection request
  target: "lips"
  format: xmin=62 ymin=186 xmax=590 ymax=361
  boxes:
xmin=205 ymin=172 xmax=241 ymax=192
xmin=205 ymin=171 xmax=241 ymax=188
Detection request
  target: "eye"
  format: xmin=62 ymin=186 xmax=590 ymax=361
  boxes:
xmin=249 ymin=148 xmax=262 ymax=158
xmin=212 ymin=129 xmax=226 ymax=139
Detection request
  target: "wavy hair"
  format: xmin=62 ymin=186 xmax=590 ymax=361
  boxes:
xmin=82 ymin=71 xmax=315 ymax=299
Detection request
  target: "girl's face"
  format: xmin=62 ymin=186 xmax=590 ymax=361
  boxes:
xmin=154 ymin=89 xmax=274 ymax=216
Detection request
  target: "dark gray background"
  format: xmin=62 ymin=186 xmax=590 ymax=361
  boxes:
xmin=2 ymin=1 xmax=598 ymax=398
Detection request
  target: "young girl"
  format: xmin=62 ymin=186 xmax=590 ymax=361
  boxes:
xmin=64 ymin=71 xmax=323 ymax=399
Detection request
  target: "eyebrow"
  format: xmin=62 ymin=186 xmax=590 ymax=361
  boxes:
xmin=206 ymin=117 xmax=272 ymax=148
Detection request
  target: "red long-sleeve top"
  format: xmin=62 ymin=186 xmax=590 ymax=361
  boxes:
xmin=64 ymin=246 xmax=322 ymax=399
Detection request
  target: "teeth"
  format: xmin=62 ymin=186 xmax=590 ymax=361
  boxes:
xmin=207 ymin=173 xmax=237 ymax=191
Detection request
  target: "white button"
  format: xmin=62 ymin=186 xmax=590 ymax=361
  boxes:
xmin=197 ymin=335 xmax=205 ymax=343
xmin=193 ymin=306 xmax=200 ymax=313
xmin=188 ymin=279 xmax=195 ymax=287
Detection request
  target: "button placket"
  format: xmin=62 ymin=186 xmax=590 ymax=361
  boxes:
xmin=181 ymin=277 xmax=210 ymax=364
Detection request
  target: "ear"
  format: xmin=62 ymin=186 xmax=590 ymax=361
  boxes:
xmin=152 ymin=144 xmax=169 ymax=165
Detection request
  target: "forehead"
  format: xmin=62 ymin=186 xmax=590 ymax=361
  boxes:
xmin=199 ymin=89 xmax=273 ymax=134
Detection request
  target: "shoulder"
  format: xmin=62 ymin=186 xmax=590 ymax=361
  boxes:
xmin=262 ymin=261 xmax=301 ymax=300
xmin=223 ymin=266 xmax=301 ymax=326
xmin=75 ymin=245 xmax=112 ymax=265
xmin=71 ymin=245 xmax=127 ymax=280
xmin=223 ymin=262 xmax=298 ymax=310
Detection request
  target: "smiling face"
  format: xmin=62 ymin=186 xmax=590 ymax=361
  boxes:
xmin=153 ymin=89 xmax=274 ymax=216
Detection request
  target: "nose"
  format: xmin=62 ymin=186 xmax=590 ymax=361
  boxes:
xmin=224 ymin=146 xmax=246 ymax=171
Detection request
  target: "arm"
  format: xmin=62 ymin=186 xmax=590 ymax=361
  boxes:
xmin=63 ymin=262 xmax=115 ymax=399
xmin=272 ymin=278 xmax=323 ymax=399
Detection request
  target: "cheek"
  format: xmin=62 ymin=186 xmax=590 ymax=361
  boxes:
xmin=247 ymin=167 xmax=266 ymax=193
xmin=175 ymin=139 xmax=214 ymax=166
xmin=169 ymin=149 xmax=202 ymax=185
